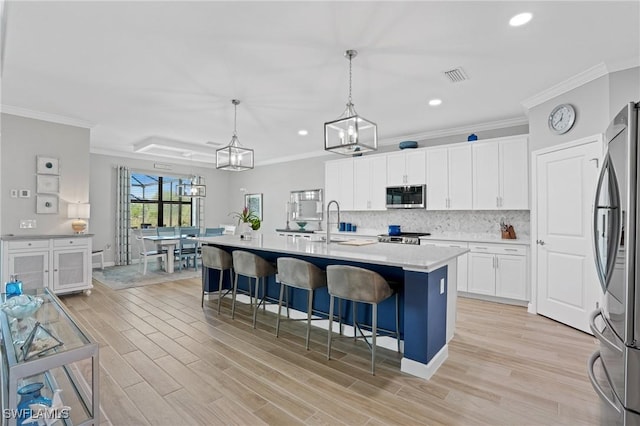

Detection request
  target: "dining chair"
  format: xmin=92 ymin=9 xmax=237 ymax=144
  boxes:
xmin=157 ymin=226 xmax=177 ymax=237
xmin=177 ymin=227 xmax=200 ymax=271
xmin=204 ymin=227 xmax=224 ymax=236
xmin=133 ymin=229 xmax=168 ymax=275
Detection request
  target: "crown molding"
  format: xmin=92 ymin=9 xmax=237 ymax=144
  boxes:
xmin=1 ymin=104 xmax=95 ymax=128
xmin=90 ymin=147 xmax=213 ymax=168
xmin=521 ymin=63 xmax=608 ymax=110
xmin=378 ymin=116 xmax=529 ymax=147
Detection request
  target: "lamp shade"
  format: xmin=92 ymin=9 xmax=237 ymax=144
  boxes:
xmin=68 ymin=203 xmax=90 ymax=234
xmin=68 ymin=203 xmax=90 ymax=219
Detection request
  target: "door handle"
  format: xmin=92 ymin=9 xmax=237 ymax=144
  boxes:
xmin=589 ymin=158 xmax=599 ymax=169
xmin=536 ymin=240 xmax=545 ymax=245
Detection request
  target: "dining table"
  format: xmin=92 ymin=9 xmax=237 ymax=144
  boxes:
xmin=142 ymin=235 xmax=198 ymax=273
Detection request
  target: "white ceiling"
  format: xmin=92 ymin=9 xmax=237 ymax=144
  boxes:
xmin=2 ymin=1 xmax=639 ymax=166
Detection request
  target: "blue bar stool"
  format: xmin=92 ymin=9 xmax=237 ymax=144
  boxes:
xmin=231 ymin=250 xmax=277 ymax=328
xmin=275 ymin=257 xmax=327 ymax=350
xmin=326 ymin=265 xmax=400 ymax=375
xmin=200 ymin=246 xmax=233 ymax=312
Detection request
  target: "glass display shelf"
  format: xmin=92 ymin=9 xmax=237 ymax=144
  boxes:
xmin=0 ymin=288 xmax=99 ymax=426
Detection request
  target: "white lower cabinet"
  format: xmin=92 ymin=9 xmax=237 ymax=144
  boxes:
xmin=420 ymin=240 xmax=469 ymax=292
xmin=468 ymin=243 xmax=528 ymax=301
xmin=1 ymin=236 xmax=93 ymax=295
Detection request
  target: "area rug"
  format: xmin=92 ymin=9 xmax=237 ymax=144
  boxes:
xmin=92 ymin=263 xmax=201 ymax=290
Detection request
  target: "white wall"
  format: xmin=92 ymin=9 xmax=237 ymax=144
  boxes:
xmin=1 ymin=113 xmax=90 ymax=235
xmin=609 ymin=66 xmax=640 ymax=120
xmin=89 ymin=153 xmax=232 ymax=263
xmin=528 ymin=76 xmax=609 ymax=154
xmin=227 ymin=157 xmax=328 ymax=232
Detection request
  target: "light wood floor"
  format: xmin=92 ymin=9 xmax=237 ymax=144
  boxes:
xmin=60 ymin=276 xmax=601 ymax=425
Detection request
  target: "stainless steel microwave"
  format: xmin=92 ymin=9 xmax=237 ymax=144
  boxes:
xmin=386 ymin=185 xmax=426 ymax=209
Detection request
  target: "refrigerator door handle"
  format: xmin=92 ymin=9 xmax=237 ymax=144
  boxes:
xmin=589 ymin=309 xmax=623 ymax=354
xmin=592 ymin=154 xmax=622 ymax=294
xmin=587 ymin=350 xmax=622 ymax=414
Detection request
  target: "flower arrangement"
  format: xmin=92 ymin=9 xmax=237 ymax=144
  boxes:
xmin=230 ymin=207 xmax=261 ymax=230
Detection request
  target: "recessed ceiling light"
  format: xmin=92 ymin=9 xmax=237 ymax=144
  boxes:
xmin=428 ymin=99 xmax=442 ymax=106
xmin=509 ymin=12 xmax=532 ymax=27
xmin=298 ymin=129 xmax=308 ymax=136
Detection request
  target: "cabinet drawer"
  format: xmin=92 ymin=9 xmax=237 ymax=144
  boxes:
xmin=7 ymin=240 xmax=50 ymax=250
xmin=53 ymin=238 xmax=89 ymax=248
xmin=469 ymin=243 xmax=526 ymax=256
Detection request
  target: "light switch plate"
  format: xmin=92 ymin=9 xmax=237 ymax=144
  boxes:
xmin=19 ymin=189 xmax=30 ymax=198
xmin=10 ymin=189 xmax=18 ymax=198
xmin=19 ymin=219 xmax=37 ymax=229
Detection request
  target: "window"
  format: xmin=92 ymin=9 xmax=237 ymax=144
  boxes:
xmin=130 ymin=173 xmax=193 ymax=228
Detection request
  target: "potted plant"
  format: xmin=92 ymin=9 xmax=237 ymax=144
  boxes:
xmin=230 ymin=207 xmax=261 ymax=239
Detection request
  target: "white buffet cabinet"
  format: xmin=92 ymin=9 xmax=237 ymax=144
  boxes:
xmin=1 ymin=235 xmax=93 ymax=295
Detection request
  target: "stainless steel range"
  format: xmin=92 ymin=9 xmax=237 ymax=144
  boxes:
xmin=377 ymin=232 xmax=431 ymax=245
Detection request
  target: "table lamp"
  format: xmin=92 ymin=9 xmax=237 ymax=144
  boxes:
xmin=68 ymin=203 xmax=90 ymax=233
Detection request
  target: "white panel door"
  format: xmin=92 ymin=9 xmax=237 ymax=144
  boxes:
xmin=468 ymin=252 xmax=496 ymax=295
xmin=369 ymin=156 xmax=388 ymax=210
xmin=386 ymin=152 xmax=407 ymax=185
xmin=353 ymin=158 xmax=370 ymax=210
xmin=500 ymin=137 xmax=529 ymax=209
xmin=448 ymin=145 xmax=473 ymax=210
xmin=426 ymin=147 xmax=448 ymax=210
xmin=405 ymin=150 xmax=426 ymax=184
xmin=535 ymin=138 xmax=601 ymax=333
xmin=472 ymin=143 xmax=500 ymax=209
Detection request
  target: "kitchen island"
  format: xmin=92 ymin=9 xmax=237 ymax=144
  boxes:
xmin=197 ymin=233 xmax=468 ymax=379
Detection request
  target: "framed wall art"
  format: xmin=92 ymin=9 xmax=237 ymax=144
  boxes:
xmin=36 ymin=175 xmax=59 ymax=194
xmin=36 ymin=195 xmax=59 ymax=214
xmin=36 ymin=156 xmax=59 ymax=175
xmin=244 ymin=193 xmax=263 ymax=220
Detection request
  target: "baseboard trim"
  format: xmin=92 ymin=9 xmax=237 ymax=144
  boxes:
xmin=401 ymin=344 xmax=448 ymax=380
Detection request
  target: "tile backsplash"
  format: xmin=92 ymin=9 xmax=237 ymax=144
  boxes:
xmin=331 ymin=210 xmax=530 ymax=237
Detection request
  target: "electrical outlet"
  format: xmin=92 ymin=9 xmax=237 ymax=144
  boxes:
xmin=19 ymin=219 xmax=37 ymax=229
xmin=440 ymin=278 xmax=445 ymax=294
xmin=10 ymin=189 xmax=18 ymax=198
xmin=19 ymin=189 xmax=30 ymax=198
xmin=105 ymin=244 xmax=112 ymax=251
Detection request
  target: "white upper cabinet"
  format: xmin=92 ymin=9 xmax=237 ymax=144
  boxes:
xmin=325 ymin=158 xmax=354 ymax=210
xmin=426 ymin=144 xmax=472 ymax=210
xmin=386 ymin=150 xmax=426 ymax=186
xmin=472 ymin=135 xmax=528 ymax=210
xmin=353 ymin=156 xmax=387 ymax=211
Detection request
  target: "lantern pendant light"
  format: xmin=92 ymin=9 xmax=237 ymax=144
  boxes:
xmin=324 ymin=49 xmax=377 ymax=155
xmin=216 ymin=99 xmax=254 ymax=171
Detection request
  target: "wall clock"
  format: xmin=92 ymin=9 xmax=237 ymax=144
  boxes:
xmin=548 ymin=103 xmax=576 ymax=135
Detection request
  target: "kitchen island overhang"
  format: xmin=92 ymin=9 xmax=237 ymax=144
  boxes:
xmin=197 ymin=234 xmax=468 ymax=379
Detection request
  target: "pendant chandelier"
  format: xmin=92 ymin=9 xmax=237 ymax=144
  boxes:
xmin=324 ymin=49 xmax=377 ymax=155
xmin=216 ymin=99 xmax=254 ymax=171
xmin=176 ymin=153 xmax=206 ymax=197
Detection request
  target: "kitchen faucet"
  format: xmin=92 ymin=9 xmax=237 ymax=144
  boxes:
xmin=326 ymin=200 xmax=341 ymax=244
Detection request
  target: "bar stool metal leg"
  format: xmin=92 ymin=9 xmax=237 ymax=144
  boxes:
xmin=231 ymin=273 xmax=239 ymax=319
xmin=306 ymin=290 xmax=313 ymax=350
xmin=327 ymin=295 xmax=334 ymax=360
xmin=372 ymin=303 xmax=377 ymax=375
xmin=276 ymin=281 xmax=285 ymax=338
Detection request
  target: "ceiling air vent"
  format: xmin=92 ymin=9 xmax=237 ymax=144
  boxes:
xmin=444 ymin=67 xmax=469 ymax=83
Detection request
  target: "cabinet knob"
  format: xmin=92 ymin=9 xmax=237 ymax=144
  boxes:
xmin=536 ymin=239 xmax=545 ymax=246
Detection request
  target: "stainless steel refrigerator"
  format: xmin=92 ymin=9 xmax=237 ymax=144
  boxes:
xmin=589 ymin=101 xmax=640 ymax=425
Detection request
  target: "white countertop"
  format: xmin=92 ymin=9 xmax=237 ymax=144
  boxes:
xmin=1 ymin=234 xmax=94 ymax=240
xmin=420 ymin=232 xmax=530 ymax=245
xmin=198 ymin=234 xmax=467 ymax=273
